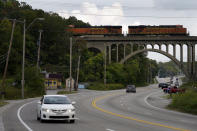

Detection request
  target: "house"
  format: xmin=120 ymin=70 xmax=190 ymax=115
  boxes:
xmin=45 ymin=73 xmax=63 ymax=89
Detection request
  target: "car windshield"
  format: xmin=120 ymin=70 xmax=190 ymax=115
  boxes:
xmin=128 ymin=86 xmax=135 ymax=88
xmin=44 ymin=96 xmax=71 ymax=104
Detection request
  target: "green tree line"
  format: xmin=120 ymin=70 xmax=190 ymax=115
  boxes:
xmin=0 ymin=0 xmax=159 ymax=99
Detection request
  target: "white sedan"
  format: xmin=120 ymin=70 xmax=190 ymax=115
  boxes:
xmin=37 ymin=95 xmax=76 ymax=123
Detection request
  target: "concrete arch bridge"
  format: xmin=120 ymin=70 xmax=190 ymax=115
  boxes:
xmin=80 ymin=36 xmax=197 ymax=80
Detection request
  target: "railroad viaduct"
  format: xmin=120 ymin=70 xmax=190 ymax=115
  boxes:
xmin=80 ymin=36 xmax=197 ymax=80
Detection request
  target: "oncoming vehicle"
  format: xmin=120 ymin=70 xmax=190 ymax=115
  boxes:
xmin=37 ymin=95 xmax=76 ymax=123
xmin=126 ymin=85 xmax=136 ymax=93
xmin=158 ymin=83 xmax=170 ymax=89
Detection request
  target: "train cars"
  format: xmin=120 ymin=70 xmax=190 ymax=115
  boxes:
xmin=128 ymin=25 xmax=187 ymax=36
xmin=66 ymin=26 xmax=122 ymax=36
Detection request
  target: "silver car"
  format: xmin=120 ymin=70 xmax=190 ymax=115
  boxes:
xmin=37 ymin=95 xmax=76 ymax=123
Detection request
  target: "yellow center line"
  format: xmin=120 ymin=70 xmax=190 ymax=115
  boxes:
xmin=91 ymin=93 xmax=190 ymax=131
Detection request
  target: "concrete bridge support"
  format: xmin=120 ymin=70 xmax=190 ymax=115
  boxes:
xmin=166 ymin=44 xmax=169 ymax=53
xmin=187 ymin=45 xmax=191 ymax=76
xmin=124 ymin=44 xmax=126 ymax=59
xmin=192 ymin=45 xmax=196 ymax=78
xmin=116 ymin=44 xmax=119 ymax=62
xmin=173 ymin=45 xmax=176 ymax=58
xmin=108 ymin=45 xmax=111 ymax=64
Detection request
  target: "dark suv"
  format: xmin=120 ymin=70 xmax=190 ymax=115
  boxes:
xmin=158 ymin=83 xmax=170 ymax=89
xmin=126 ymin=85 xmax=136 ymax=93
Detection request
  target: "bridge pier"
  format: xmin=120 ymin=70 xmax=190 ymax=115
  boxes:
xmin=159 ymin=44 xmax=161 ymax=50
xmin=166 ymin=44 xmax=169 ymax=53
xmin=116 ymin=44 xmax=119 ymax=62
xmin=192 ymin=45 xmax=196 ymax=79
xmin=124 ymin=44 xmax=126 ymax=59
xmin=173 ymin=44 xmax=176 ymax=58
xmin=108 ymin=45 xmax=111 ymax=64
xmin=130 ymin=44 xmax=133 ymax=53
xmin=180 ymin=44 xmax=184 ymax=72
xmin=187 ymin=45 xmax=192 ymax=76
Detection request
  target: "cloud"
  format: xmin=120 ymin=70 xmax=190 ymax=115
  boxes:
xmin=153 ymin=0 xmax=197 ymax=10
xmin=58 ymin=2 xmax=124 ymax=25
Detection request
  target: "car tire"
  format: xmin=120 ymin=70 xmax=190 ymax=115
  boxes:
xmin=70 ymin=120 xmax=75 ymax=123
xmin=40 ymin=118 xmax=44 ymax=123
xmin=40 ymin=112 xmax=44 ymax=123
xmin=37 ymin=115 xmax=40 ymax=121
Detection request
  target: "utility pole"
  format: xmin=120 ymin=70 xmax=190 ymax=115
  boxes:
xmin=104 ymin=44 xmax=107 ymax=87
xmin=21 ymin=18 xmax=44 ymax=99
xmin=76 ymin=55 xmax=81 ymax=91
xmin=37 ymin=30 xmax=43 ymax=70
xmin=21 ymin=19 xmax=26 ymax=99
xmin=69 ymin=37 xmax=72 ymax=92
xmin=1 ymin=19 xmax=16 ymax=100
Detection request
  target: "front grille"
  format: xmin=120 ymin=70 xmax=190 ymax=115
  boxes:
xmin=52 ymin=109 xmax=67 ymax=113
xmin=49 ymin=116 xmax=69 ymax=119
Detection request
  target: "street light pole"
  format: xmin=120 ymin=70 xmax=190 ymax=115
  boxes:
xmin=1 ymin=19 xmax=16 ymax=100
xmin=21 ymin=18 xmax=44 ymax=99
xmin=37 ymin=30 xmax=43 ymax=69
xmin=69 ymin=37 xmax=72 ymax=92
xmin=21 ymin=19 xmax=26 ymax=99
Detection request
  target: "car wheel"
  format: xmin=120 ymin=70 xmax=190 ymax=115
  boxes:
xmin=40 ymin=118 xmax=44 ymax=123
xmin=37 ymin=114 xmax=40 ymax=120
xmin=70 ymin=120 xmax=75 ymax=123
xmin=40 ymin=112 xmax=44 ymax=123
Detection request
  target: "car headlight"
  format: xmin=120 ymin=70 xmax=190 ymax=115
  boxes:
xmin=42 ymin=108 xmax=50 ymax=112
xmin=68 ymin=108 xmax=75 ymax=112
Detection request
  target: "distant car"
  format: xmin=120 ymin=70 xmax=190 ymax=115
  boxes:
xmin=126 ymin=85 xmax=136 ymax=93
xmin=37 ymin=95 xmax=76 ymax=123
xmin=163 ymin=87 xmax=171 ymax=93
xmin=158 ymin=83 xmax=170 ymax=89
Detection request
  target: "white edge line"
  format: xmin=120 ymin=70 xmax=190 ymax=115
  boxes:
xmin=106 ymin=128 xmax=115 ymax=131
xmin=144 ymin=90 xmax=197 ymax=118
xmin=17 ymin=100 xmax=37 ymax=131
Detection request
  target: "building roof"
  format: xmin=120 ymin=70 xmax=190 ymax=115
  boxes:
xmin=47 ymin=73 xmax=63 ymax=79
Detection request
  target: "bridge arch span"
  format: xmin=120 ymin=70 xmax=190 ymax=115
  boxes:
xmin=120 ymin=48 xmax=189 ymax=77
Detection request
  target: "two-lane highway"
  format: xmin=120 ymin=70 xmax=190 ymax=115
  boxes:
xmin=2 ymin=84 xmax=197 ymax=131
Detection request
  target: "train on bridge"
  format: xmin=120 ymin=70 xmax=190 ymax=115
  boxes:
xmin=66 ymin=25 xmax=188 ymax=36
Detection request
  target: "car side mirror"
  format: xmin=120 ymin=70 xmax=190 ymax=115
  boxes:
xmin=37 ymin=101 xmax=41 ymax=105
xmin=71 ymin=101 xmax=76 ymax=105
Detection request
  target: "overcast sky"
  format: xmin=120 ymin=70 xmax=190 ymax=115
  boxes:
xmin=20 ymin=0 xmax=197 ymax=62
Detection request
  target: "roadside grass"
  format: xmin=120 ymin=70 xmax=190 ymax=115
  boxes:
xmin=1 ymin=78 xmax=45 ymax=100
xmin=0 ymin=101 xmax=8 ymax=107
xmin=57 ymin=90 xmax=78 ymax=94
xmin=87 ymin=83 xmax=125 ymax=91
xmin=167 ymin=82 xmax=197 ymax=115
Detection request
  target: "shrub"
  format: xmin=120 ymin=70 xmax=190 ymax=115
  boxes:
xmin=4 ymin=66 xmax=45 ymax=99
xmin=168 ymin=90 xmax=197 ymax=115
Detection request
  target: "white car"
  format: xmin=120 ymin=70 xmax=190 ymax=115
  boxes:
xmin=37 ymin=95 xmax=76 ymax=123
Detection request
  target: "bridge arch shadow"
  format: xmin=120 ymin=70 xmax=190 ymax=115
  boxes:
xmin=88 ymin=47 xmax=101 ymax=55
xmin=120 ymin=48 xmax=189 ymax=78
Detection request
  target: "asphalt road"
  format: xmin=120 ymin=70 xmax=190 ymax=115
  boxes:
xmin=2 ymin=83 xmax=197 ymax=131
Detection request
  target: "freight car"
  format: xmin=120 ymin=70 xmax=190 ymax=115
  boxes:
xmin=66 ymin=26 xmax=122 ymax=36
xmin=128 ymin=25 xmax=188 ymax=36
